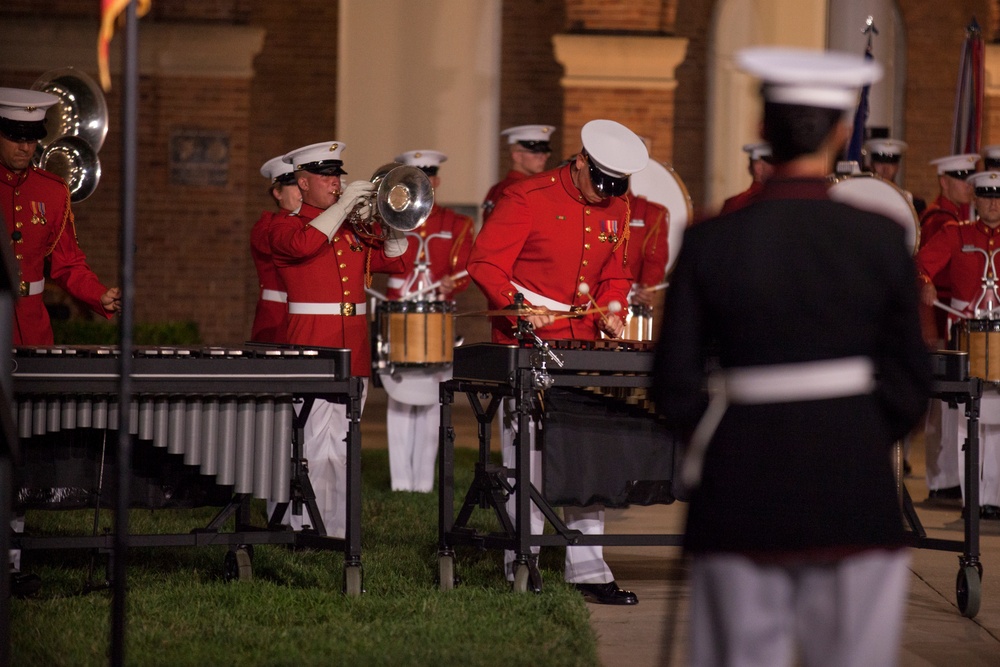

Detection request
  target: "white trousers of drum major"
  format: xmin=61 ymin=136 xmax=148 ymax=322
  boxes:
xmin=688 ymin=549 xmax=911 ymax=667
xmin=957 ymin=392 xmax=1000 ymax=506
xmin=500 ymin=398 xmax=613 ymax=584
xmin=925 ymin=399 xmax=961 ymax=491
xmin=268 ymin=381 xmax=368 ymax=540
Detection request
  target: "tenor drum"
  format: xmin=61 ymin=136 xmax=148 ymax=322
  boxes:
xmin=827 ymin=173 xmax=919 ymax=254
xmin=377 ymin=300 xmax=455 ymax=366
xmin=623 ymin=304 xmax=654 ymax=341
xmin=955 ymin=319 xmax=1000 ymax=382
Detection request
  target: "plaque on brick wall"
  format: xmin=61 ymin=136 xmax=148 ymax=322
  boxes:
xmin=169 ymin=129 xmax=230 ymax=187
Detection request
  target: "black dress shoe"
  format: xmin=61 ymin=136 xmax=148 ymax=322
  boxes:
xmin=928 ymin=486 xmax=963 ymax=501
xmin=574 ymin=581 xmax=638 ymax=605
xmin=981 ymin=505 xmax=1000 ymax=520
xmin=9 ymin=572 xmax=41 ymax=598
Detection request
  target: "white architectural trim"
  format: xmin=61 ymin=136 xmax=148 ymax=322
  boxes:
xmin=552 ymin=34 xmax=688 ymax=91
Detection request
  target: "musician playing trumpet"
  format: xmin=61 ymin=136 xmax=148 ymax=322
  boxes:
xmin=383 ymin=150 xmax=474 ymax=493
xmin=468 ymin=119 xmax=647 ymax=605
xmin=916 ymin=170 xmax=1000 ymax=520
xmin=268 ymin=141 xmax=408 ymax=538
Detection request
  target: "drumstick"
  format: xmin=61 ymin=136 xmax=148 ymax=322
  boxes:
xmin=364 ymin=287 xmax=389 ymax=302
xmin=934 ymin=300 xmax=969 ymax=319
xmin=646 ymin=282 xmax=670 ymax=292
xmin=404 ymin=270 xmax=470 ymax=300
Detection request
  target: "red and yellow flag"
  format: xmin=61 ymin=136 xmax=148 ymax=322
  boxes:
xmin=98 ymin=0 xmax=152 ymax=91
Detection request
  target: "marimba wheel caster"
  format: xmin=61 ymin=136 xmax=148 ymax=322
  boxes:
xmin=223 ymin=547 xmax=252 ymax=582
xmin=438 ymin=554 xmax=455 ymax=591
xmin=957 ymin=564 xmax=981 ymax=618
xmin=344 ymin=564 xmax=363 ymax=597
xmin=512 ymin=563 xmax=531 ymax=593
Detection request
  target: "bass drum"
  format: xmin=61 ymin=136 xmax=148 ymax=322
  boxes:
xmin=630 ymin=161 xmax=694 ymax=275
xmin=827 ymin=173 xmax=919 ymax=254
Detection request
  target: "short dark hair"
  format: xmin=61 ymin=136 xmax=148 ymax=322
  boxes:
xmin=762 ymin=102 xmax=843 ymax=164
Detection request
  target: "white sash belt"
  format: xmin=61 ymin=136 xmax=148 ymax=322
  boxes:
xmin=683 ymin=356 xmax=876 ymax=488
xmin=261 ymin=289 xmax=287 ymax=303
xmin=18 ymin=279 xmax=44 ymax=297
xmin=510 ymin=281 xmax=573 ymax=312
xmin=287 ymin=301 xmax=367 ymax=316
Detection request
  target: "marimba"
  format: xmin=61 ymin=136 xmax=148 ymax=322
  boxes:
xmin=436 ymin=340 xmax=681 ymax=593
xmin=11 ymin=345 xmax=366 ymax=593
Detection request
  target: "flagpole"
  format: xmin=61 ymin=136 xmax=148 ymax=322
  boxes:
xmin=845 ymin=16 xmax=878 ymax=163
xmin=111 ymin=1 xmax=138 ymax=665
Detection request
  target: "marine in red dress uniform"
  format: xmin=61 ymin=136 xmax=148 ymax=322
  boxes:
xmin=0 ymin=89 xmax=120 ymax=346
xmin=719 ymin=142 xmax=773 ymax=216
xmin=916 ymin=170 xmax=1000 ymax=520
xmin=1 ymin=86 xmax=120 ymax=598
xmin=383 ymin=150 xmax=474 ymax=492
xmin=481 ymin=124 xmax=555 ymax=222
xmin=468 ymin=119 xmax=648 ymax=605
xmin=249 ymin=155 xmax=301 ymax=343
xmin=267 ymin=141 xmax=406 ymax=537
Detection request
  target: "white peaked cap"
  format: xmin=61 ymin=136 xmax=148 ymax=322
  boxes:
xmin=394 ymin=150 xmax=448 ymax=168
xmin=736 ymin=47 xmax=883 ymax=111
xmin=742 ymin=142 xmax=772 ymax=160
xmin=260 ymin=155 xmax=295 ymax=182
xmin=930 ymin=153 xmax=980 ymax=175
xmin=581 ymin=119 xmax=649 ymax=178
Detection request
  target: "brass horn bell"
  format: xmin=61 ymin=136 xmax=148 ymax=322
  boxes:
xmin=31 ymin=67 xmax=108 ymax=202
xmin=350 ymin=162 xmax=434 ymax=239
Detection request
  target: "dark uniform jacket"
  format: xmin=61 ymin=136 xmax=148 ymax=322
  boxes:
xmin=653 ymin=178 xmax=930 ymax=559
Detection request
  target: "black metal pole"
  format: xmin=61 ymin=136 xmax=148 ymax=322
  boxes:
xmin=112 ymin=2 xmax=138 ymax=665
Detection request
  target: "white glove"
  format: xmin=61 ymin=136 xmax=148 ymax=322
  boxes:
xmin=308 ymin=180 xmax=375 ymax=240
xmin=382 ymin=225 xmax=409 ymax=258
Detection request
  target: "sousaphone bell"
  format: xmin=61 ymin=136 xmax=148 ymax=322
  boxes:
xmin=350 ymin=162 xmax=434 ymax=239
xmin=30 ymin=67 xmax=108 ymax=202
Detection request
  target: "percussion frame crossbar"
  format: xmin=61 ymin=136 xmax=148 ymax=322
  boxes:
xmin=10 ymin=347 xmax=366 ymax=594
xmin=436 ymin=342 xmax=683 ymax=594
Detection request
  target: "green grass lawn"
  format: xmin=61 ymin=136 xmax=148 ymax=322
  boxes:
xmin=11 ymin=448 xmax=598 ymax=667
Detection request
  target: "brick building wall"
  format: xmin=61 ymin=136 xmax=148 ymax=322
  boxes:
xmin=498 ymin=1 xmax=566 ymax=168
xmin=565 ymin=0 xmax=676 ymax=32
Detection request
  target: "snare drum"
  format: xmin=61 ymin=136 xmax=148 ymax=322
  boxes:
xmin=377 ymin=300 xmax=455 ymax=366
xmin=623 ymin=304 xmax=654 ymax=341
xmin=955 ymin=319 xmax=1000 ymax=381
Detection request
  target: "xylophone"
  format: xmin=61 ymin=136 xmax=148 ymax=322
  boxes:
xmin=11 ymin=345 xmax=366 ymax=593
xmin=437 ymin=341 xmax=681 ymax=593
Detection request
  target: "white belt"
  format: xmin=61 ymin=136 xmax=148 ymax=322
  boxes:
xmin=386 ymin=277 xmax=406 ymax=289
xmin=18 ymin=279 xmax=44 ymax=297
xmin=261 ymin=289 xmax=287 ymax=303
xmin=510 ymin=281 xmax=574 ymax=312
xmin=287 ymin=301 xmax=367 ymax=316
xmin=683 ymin=356 xmax=876 ymax=488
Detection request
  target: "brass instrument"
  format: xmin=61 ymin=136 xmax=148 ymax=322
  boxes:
xmin=350 ymin=162 xmax=434 ymax=239
xmin=30 ymin=67 xmax=108 ymax=202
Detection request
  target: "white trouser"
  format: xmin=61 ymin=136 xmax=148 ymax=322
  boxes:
xmin=688 ymin=549 xmax=911 ymax=667
xmin=925 ymin=399 xmax=961 ymax=490
xmin=957 ymin=392 xmax=1000 ymax=506
xmin=268 ymin=381 xmax=368 ymax=539
xmin=386 ymin=397 xmax=439 ymax=492
xmin=501 ymin=398 xmax=613 ymax=584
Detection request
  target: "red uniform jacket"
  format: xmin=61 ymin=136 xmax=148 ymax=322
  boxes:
xmin=269 ymin=203 xmax=406 ymax=376
xmin=919 ymin=194 xmax=966 ymax=249
xmin=469 ymin=164 xmax=632 ymax=343
xmin=916 ymin=219 xmax=1000 ymax=310
xmin=0 ymin=163 xmax=111 ymax=345
xmin=385 ymin=204 xmax=474 ymax=300
xmin=249 ymin=209 xmax=290 ymax=343
xmin=624 ymin=193 xmax=669 ymax=287
xmin=481 ymin=170 xmax=528 ymax=222
xmin=719 ymin=180 xmax=764 ymax=216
